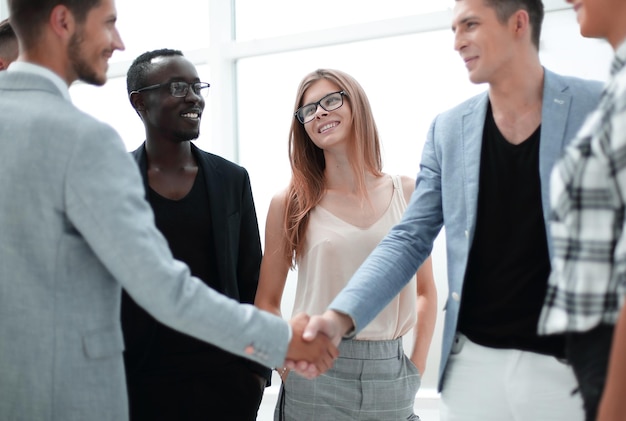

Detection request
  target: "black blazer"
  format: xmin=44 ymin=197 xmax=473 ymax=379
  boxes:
xmin=122 ymin=142 xmax=270 ymax=382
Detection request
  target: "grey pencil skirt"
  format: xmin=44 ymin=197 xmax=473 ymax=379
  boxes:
xmin=275 ymin=337 xmax=421 ymax=421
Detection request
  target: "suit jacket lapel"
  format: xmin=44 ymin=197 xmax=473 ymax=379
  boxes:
xmin=463 ymin=93 xmax=489 ymax=244
xmin=459 ymin=70 xmax=572 ymax=258
xmin=131 ymin=144 xmax=150 ymax=198
xmin=191 ymin=144 xmax=229 ymax=294
xmin=539 ymin=69 xmax=571 ymax=220
xmin=539 ymin=69 xmax=573 ymax=260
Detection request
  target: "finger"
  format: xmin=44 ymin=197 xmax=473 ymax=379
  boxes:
xmin=328 ymin=342 xmax=339 ymax=359
xmin=290 ymin=364 xmax=313 ymax=379
xmin=291 ymin=312 xmax=310 ymax=324
xmin=316 ymin=357 xmax=331 ymax=374
xmin=295 ymin=360 xmax=309 ymax=371
xmin=314 ymin=348 xmax=332 ymax=373
xmin=302 ymin=316 xmax=324 ymax=341
xmin=302 ymin=365 xmax=319 ymax=379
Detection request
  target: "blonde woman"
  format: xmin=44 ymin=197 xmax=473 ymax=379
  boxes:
xmin=255 ymin=69 xmax=436 ymax=420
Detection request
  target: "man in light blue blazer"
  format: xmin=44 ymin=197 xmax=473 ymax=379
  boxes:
xmin=301 ymin=0 xmax=603 ymax=419
xmin=0 ymin=1 xmax=336 ymax=420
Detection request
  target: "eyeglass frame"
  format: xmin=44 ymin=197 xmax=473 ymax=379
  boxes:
xmin=294 ymin=90 xmax=347 ymax=124
xmin=131 ymin=81 xmax=211 ymax=98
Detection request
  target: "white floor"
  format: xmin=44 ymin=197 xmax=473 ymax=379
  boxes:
xmin=256 ymin=374 xmax=441 ymax=421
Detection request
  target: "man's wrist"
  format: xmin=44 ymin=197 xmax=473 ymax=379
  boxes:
xmin=325 ymin=309 xmax=356 ymax=338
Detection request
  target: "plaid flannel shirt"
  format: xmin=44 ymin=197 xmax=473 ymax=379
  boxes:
xmin=539 ymin=41 xmax=626 ymax=335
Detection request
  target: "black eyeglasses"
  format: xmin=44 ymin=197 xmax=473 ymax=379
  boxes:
xmin=294 ymin=91 xmax=346 ymax=124
xmin=133 ymin=81 xmax=210 ymax=98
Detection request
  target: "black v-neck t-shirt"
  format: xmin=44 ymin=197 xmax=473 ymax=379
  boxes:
xmin=142 ymin=166 xmax=224 ymax=371
xmin=457 ymin=103 xmax=564 ymax=357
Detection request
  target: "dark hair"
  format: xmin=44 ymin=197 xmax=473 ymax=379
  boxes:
xmin=458 ymin=0 xmax=544 ymax=49
xmin=8 ymin=0 xmax=101 ymax=48
xmin=126 ymin=48 xmax=184 ymax=97
xmin=0 ymin=18 xmax=16 ymax=42
xmin=0 ymin=18 xmax=17 ymax=63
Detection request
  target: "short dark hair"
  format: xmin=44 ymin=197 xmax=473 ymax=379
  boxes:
xmin=8 ymin=0 xmax=101 ymax=48
xmin=458 ymin=0 xmax=544 ymax=49
xmin=0 ymin=18 xmax=16 ymax=42
xmin=126 ymin=48 xmax=184 ymax=96
xmin=0 ymin=18 xmax=18 ymax=62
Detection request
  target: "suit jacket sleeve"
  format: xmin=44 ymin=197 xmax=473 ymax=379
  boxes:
xmin=64 ymin=122 xmax=289 ymax=369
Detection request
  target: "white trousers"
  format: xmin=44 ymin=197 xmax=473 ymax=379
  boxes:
xmin=440 ymin=334 xmax=584 ymax=421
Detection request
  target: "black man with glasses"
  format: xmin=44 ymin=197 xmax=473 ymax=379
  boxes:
xmin=123 ymin=48 xmax=269 ymax=420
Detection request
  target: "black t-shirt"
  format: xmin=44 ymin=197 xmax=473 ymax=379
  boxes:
xmin=123 ymin=166 xmax=237 ymax=375
xmin=457 ymin=103 xmax=565 ymax=357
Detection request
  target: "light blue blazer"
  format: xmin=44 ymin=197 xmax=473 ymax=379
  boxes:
xmin=0 ymin=71 xmax=289 ymax=420
xmin=329 ymin=69 xmax=603 ymax=391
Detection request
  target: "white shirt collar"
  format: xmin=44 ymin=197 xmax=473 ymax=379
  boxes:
xmin=7 ymin=62 xmax=72 ymax=102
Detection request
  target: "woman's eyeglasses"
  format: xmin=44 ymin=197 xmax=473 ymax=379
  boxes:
xmin=294 ymin=91 xmax=346 ymax=124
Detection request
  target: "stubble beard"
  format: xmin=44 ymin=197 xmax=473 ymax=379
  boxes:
xmin=68 ymin=30 xmax=106 ymax=86
xmin=173 ymin=128 xmax=201 ymax=142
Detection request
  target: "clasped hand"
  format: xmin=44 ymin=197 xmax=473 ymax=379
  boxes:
xmin=283 ymin=311 xmax=354 ymax=379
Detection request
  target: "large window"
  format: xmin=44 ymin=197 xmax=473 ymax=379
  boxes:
xmin=235 ymin=0 xmax=449 ymax=41
xmin=109 ymin=0 xmax=210 ymax=65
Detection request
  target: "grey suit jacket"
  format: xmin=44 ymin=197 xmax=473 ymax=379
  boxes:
xmin=329 ymin=68 xmax=604 ymax=391
xmin=0 ymin=71 xmax=289 ymax=420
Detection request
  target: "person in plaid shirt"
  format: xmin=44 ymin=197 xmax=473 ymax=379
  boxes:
xmin=538 ymin=1 xmax=626 ymax=420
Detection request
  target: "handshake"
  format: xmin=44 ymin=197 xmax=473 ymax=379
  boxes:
xmin=282 ymin=310 xmax=354 ymax=378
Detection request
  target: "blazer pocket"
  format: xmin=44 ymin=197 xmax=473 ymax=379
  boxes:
xmin=82 ymin=326 xmax=125 ymax=360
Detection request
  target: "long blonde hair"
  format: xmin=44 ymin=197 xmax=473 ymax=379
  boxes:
xmin=282 ymin=69 xmax=383 ymax=267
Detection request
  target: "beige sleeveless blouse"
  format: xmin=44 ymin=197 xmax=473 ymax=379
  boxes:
xmin=292 ymin=175 xmax=417 ymax=340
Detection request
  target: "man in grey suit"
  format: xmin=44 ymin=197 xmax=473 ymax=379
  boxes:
xmin=0 ymin=0 xmax=337 ymax=420
xmin=298 ymin=0 xmax=604 ymax=420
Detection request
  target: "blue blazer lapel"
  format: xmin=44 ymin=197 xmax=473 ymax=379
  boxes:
xmin=460 ymin=74 xmax=572 ymax=244
xmin=539 ymin=69 xmax=572 ymax=219
xmin=539 ymin=69 xmax=574 ymax=260
xmin=462 ymin=93 xmax=489 ymax=244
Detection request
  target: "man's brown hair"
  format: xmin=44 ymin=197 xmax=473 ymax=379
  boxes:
xmin=8 ymin=0 xmax=101 ymax=48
